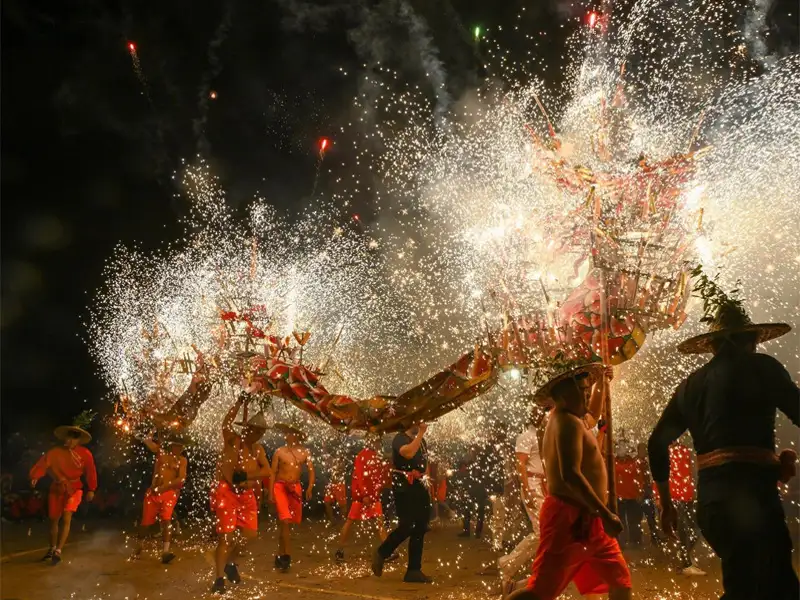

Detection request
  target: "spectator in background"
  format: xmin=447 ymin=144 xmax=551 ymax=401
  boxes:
xmin=477 ymin=432 xmax=506 ymax=540
xmin=457 ymin=445 xmax=480 ymax=537
xmin=615 ymin=441 xmax=645 ymax=548
xmin=664 ymin=442 xmax=705 ymax=576
xmin=636 ymin=443 xmax=661 ymax=546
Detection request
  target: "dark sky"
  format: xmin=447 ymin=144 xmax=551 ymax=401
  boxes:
xmin=1 ymin=0 xmax=797 ymax=441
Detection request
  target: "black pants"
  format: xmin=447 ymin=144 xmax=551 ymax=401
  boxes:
xmin=698 ymin=484 xmax=799 ymax=600
xmin=641 ymin=497 xmax=659 ymax=544
xmin=378 ymin=480 xmax=430 ymax=571
xmin=618 ymin=498 xmax=644 ymax=547
xmin=674 ymin=501 xmax=698 ymax=568
xmin=463 ymin=490 xmax=489 ymax=535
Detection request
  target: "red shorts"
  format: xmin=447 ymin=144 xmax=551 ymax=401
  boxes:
xmin=212 ymin=481 xmax=258 ymax=534
xmin=324 ymin=482 xmax=347 ymax=506
xmin=347 ymin=498 xmax=383 ymax=521
xmin=527 ymin=496 xmax=631 ymax=599
xmin=48 ymin=485 xmax=83 ymax=519
xmin=274 ymin=481 xmax=303 ymax=523
xmin=141 ymin=488 xmax=179 ymax=526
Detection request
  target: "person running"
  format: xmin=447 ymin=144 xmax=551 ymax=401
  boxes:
xmin=269 ymin=423 xmax=314 ymax=572
xmin=131 ymin=434 xmax=188 ymax=564
xmin=506 ymin=363 xmax=631 ymax=600
xmin=29 ymin=415 xmax=98 ymax=565
xmin=335 ymin=436 xmax=396 ymax=562
xmin=648 ymin=288 xmax=798 ymax=600
xmin=372 ymin=422 xmax=432 ymax=584
xmin=210 ymin=394 xmax=270 ymax=594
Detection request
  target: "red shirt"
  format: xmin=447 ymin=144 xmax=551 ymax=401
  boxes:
xmin=615 ymin=456 xmax=645 ymax=500
xmin=30 ymin=446 xmax=98 ymax=491
xmin=351 ymin=449 xmax=388 ymax=501
xmin=668 ymin=444 xmax=695 ymax=502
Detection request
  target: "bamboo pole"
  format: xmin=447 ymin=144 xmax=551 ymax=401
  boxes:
xmin=598 ymin=267 xmax=618 ymax=514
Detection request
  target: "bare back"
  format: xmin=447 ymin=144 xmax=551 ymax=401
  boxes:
xmin=542 ymin=410 xmax=608 ymax=504
xmin=273 ymin=446 xmax=309 ymax=483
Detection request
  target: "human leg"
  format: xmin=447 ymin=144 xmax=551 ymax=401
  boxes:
xmin=475 ymin=492 xmax=488 ymax=538
xmin=56 ymin=511 xmax=73 ymax=551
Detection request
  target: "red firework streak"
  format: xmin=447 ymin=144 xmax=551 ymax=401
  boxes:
xmin=319 ymin=137 xmax=330 ymax=156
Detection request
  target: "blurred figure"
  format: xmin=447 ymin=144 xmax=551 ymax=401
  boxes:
xmin=324 ymin=453 xmax=348 ymax=523
xmin=458 ymin=445 xmax=484 ymax=537
xmin=614 ymin=442 xmax=645 ymax=548
xmin=636 ymin=443 xmax=661 ymax=546
xmin=661 ymin=442 xmax=704 ymax=576
xmin=649 ymin=296 xmax=799 ymax=600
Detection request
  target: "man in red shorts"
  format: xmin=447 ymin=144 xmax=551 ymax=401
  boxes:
xmin=131 ymin=434 xmax=188 ymax=564
xmin=269 ymin=423 xmax=314 ymax=572
xmin=506 ymin=363 xmax=631 ymax=600
xmin=334 ymin=436 xmax=396 ymax=562
xmin=30 ymin=415 xmax=97 ymax=565
xmin=211 ymin=392 xmax=271 ymax=594
xmin=324 ymin=452 xmax=348 ymax=523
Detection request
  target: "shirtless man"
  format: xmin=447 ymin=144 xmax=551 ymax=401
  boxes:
xmin=507 ymin=364 xmax=631 ymax=600
xmin=270 ymin=424 xmax=314 ymax=572
xmin=132 ymin=434 xmax=187 ymax=564
xmin=211 ymin=393 xmax=271 ymax=594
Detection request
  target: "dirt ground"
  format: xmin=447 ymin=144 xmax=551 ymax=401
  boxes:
xmin=0 ymin=515 xmax=763 ymax=600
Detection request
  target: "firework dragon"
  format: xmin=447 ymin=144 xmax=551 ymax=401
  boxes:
xmin=91 ymin=0 xmax=799 ymax=450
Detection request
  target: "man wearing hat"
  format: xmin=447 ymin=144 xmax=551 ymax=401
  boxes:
xmin=648 ymin=283 xmax=798 ymax=600
xmin=30 ymin=414 xmax=98 ymax=565
xmin=269 ymin=422 xmax=314 ymax=572
xmin=211 ymin=392 xmax=271 ymax=594
xmin=131 ymin=433 xmax=188 ymax=564
xmin=506 ymin=363 xmax=631 ymax=600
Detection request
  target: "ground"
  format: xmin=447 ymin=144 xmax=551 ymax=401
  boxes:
xmin=0 ymin=515 xmax=770 ymax=600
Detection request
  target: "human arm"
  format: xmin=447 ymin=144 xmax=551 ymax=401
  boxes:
xmin=83 ymin=449 xmax=98 ymax=501
xmin=305 ymin=453 xmax=315 ymax=501
xmin=648 ymin=385 xmax=687 ymax=537
xmin=762 ymin=355 xmax=800 ymax=427
xmin=556 ymin=415 xmax=620 ymax=534
xmin=222 ymin=393 xmax=247 ymax=443
xmin=29 ymin=452 xmax=50 ymax=488
xmin=249 ymin=446 xmax=271 ymax=481
xmin=142 ymin=435 xmax=161 ymax=455
xmin=585 ymin=367 xmax=612 ymax=429
xmin=515 ymin=452 xmax=534 ymax=508
xmin=398 ymin=423 xmax=427 ymax=459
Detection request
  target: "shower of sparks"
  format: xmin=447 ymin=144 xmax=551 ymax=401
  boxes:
xmin=92 ymin=0 xmax=799 ymax=582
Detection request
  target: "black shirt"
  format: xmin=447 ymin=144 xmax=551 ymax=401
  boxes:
xmin=648 ymin=350 xmax=799 ymax=484
xmin=392 ymin=432 xmax=428 ymax=472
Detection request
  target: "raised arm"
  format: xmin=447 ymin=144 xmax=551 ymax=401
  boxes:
xmin=29 ymin=452 xmax=50 ymax=487
xmin=399 ymin=423 xmax=427 ymax=459
xmin=556 ymin=414 xmax=615 ymax=524
xmin=143 ymin=435 xmax=161 ymax=455
xmin=223 ymin=394 xmax=247 ymax=443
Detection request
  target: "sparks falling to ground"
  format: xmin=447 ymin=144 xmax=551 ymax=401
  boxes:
xmin=94 ymin=0 xmax=799 ymax=459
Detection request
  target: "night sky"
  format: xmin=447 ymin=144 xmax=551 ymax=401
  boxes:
xmin=1 ymin=0 xmax=797 ymax=443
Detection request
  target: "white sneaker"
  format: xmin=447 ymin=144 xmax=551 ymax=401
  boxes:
xmin=681 ymin=566 xmax=707 ymax=576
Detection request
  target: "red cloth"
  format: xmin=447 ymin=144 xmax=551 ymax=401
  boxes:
xmin=347 ymin=499 xmax=383 ymax=521
xmin=526 ymin=496 xmax=632 ymax=599
xmin=274 ymin=481 xmax=303 ymax=523
xmin=615 ymin=457 xmax=645 ymax=500
xmin=26 ymin=495 xmax=45 ymax=518
xmin=30 ymin=446 xmax=98 ymax=492
xmin=351 ymin=449 xmax=388 ymax=502
xmin=668 ymin=444 xmax=695 ymax=502
xmin=324 ymin=482 xmax=347 ymax=506
xmin=48 ymin=486 xmax=82 ymax=519
xmin=211 ymin=481 xmax=257 ymax=534
xmin=141 ymin=488 xmax=179 ymax=526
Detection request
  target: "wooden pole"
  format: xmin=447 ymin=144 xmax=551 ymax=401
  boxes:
xmin=598 ymin=268 xmax=618 ymax=514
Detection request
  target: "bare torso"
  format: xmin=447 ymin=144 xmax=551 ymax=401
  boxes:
xmin=151 ymin=452 xmax=185 ymax=489
xmin=542 ymin=410 xmax=608 ymax=504
xmin=217 ymin=435 xmax=264 ymax=488
xmin=274 ymin=446 xmax=309 ymax=482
